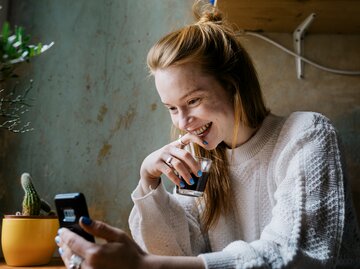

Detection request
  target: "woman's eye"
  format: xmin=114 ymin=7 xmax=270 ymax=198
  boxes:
xmin=188 ymin=98 xmax=200 ymax=106
xmin=167 ymin=106 xmax=177 ymax=113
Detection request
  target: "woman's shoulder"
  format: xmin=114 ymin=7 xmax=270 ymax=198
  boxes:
xmin=271 ymin=111 xmax=338 ymax=157
xmin=270 ymin=111 xmax=340 ymax=183
xmin=280 ymin=111 xmax=335 ymax=137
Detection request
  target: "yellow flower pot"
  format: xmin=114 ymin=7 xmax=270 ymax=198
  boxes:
xmin=1 ymin=215 xmax=59 ymax=266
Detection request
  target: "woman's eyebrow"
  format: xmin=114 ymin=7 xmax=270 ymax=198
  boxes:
xmin=183 ymin=88 xmax=204 ymax=99
xmin=162 ymin=88 xmax=204 ymax=106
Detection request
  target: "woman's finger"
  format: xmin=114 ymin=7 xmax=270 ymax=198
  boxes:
xmin=161 ymin=159 xmax=183 ymax=186
xmin=166 ymin=147 xmax=201 ymax=183
xmin=172 ymin=133 xmax=208 ymax=149
xmin=78 ymin=218 xmax=127 ymax=243
xmin=140 ymin=132 xmax=208 ymax=186
xmin=61 ymin=247 xmax=75 ymax=269
xmin=176 ymin=136 xmax=188 ymax=149
xmin=58 ymin=228 xmax=93 ymax=259
xmin=79 ymin=218 xmax=146 ymax=255
xmin=56 ymin=240 xmax=70 ymax=267
xmin=56 ymin=231 xmax=83 ymax=269
xmin=165 ymin=156 xmax=194 ymax=185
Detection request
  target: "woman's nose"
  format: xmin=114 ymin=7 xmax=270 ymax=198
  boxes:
xmin=178 ymin=111 xmax=192 ymax=130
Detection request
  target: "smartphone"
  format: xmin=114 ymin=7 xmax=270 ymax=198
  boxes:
xmin=54 ymin=192 xmax=95 ymax=242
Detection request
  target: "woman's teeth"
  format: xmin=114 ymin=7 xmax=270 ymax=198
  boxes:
xmin=192 ymin=122 xmax=211 ymax=136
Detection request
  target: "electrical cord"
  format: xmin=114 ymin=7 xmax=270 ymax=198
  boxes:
xmin=236 ymin=31 xmax=360 ymax=76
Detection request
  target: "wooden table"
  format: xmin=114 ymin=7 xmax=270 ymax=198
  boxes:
xmin=0 ymin=258 xmax=65 ymax=268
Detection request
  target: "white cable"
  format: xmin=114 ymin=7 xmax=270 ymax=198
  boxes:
xmin=236 ymin=31 xmax=360 ymax=76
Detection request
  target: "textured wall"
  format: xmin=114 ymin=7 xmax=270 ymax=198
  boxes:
xmin=0 ymin=0 xmax=194 ymax=232
xmin=0 ymin=0 xmax=359 ymax=250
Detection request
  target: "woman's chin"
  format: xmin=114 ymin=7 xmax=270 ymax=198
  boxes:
xmin=203 ymin=139 xmax=220 ymax=150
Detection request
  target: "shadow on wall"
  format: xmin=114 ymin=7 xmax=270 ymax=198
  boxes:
xmin=333 ymin=108 xmax=360 ymax=223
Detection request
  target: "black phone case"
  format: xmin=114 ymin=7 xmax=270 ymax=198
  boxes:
xmin=54 ymin=192 xmax=95 ymax=242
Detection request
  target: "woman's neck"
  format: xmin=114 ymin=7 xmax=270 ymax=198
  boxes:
xmin=224 ymin=124 xmax=259 ymax=149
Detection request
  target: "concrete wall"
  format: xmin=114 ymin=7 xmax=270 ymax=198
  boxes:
xmin=0 ymin=0 xmax=359 ymax=246
xmin=0 ymin=0 xmax=194 ymax=232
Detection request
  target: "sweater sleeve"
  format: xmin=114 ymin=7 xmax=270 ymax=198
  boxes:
xmin=128 ymin=179 xmax=208 ymax=256
xmin=200 ymin=115 xmax=347 ymax=268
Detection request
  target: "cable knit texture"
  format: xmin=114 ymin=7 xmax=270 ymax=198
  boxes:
xmin=129 ymin=112 xmax=360 ymax=268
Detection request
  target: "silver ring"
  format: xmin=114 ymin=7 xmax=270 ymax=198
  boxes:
xmin=69 ymin=254 xmax=83 ymax=269
xmin=166 ymin=156 xmax=173 ymax=168
xmin=178 ymin=138 xmax=186 ymax=146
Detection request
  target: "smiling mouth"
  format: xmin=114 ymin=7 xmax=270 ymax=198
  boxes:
xmin=190 ymin=122 xmax=212 ymax=136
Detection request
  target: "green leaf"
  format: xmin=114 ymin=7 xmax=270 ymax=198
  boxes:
xmin=1 ymin=22 xmax=10 ymax=44
xmin=15 ymin=26 xmax=24 ymax=43
xmin=28 ymin=46 xmax=35 ymax=57
xmin=0 ymin=21 xmax=53 ymax=66
xmin=35 ymin=43 xmax=42 ymax=55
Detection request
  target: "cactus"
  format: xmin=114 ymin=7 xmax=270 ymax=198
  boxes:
xmin=20 ymin=173 xmax=54 ymax=216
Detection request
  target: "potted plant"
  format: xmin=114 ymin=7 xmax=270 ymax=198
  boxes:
xmin=0 ymin=17 xmax=56 ymax=266
xmin=1 ymin=173 xmax=59 ymax=266
xmin=0 ymin=20 xmax=54 ymax=133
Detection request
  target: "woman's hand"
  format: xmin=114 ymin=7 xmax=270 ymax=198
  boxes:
xmin=56 ymin=217 xmax=206 ymax=269
xmin=56 ymin=217 xmax=147 ymax=269
xmin=140 ymin=133 xmax=206 ymax=188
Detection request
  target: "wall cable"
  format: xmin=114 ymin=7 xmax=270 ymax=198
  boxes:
xmin=236 ymin=31 xmax=360 ymax=76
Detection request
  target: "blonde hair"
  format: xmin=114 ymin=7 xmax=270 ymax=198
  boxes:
xmin=148 ymin=1 xmax=269 ymax=232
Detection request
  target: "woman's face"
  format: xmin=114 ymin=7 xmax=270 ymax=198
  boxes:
xmin=154 ymin=63 xmax=235 ymax=149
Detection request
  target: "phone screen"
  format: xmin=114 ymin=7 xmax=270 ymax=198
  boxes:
xmin=54 ymin=192 xmax=95 ymax=242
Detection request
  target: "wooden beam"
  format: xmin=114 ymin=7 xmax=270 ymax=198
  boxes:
xmin=216 ymin=0 xmax=360 ymax=34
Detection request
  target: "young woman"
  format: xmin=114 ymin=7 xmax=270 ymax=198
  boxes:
xmin=56 ymin=2 xmax=360 ymax=269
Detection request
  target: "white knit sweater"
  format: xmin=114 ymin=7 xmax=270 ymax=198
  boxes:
xmin=129 ymin=112 xmax=360 ymax=268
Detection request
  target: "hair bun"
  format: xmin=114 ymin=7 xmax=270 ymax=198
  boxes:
xmin=199 ymin=11 xmax=222 ymax=23
xmin=193 ymin=1 xmax=223 ymax=24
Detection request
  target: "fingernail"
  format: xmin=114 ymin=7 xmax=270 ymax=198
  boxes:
xmin=189 ymin=178 xmax=195 ymax=185
xmin=57 ymin=228 xmax=64 ymax=235
xmin=58 ymin=247 xmax=64 ymax=256
xmin=81 ymin=216 xmax=92 ymax=225
xmin=55 ymin=235 xmax=61 ymax=244
xmin=197 ymin=170 xmax=202 ymax=177
xmin=180 ymin=181 xmax=185 ymax=188
xmin=203 ymin=140 xmax=208 ymax=145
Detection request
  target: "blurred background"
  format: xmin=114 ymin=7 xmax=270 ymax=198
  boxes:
xmin=0 ymin=0 xmax=359 ymax=255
